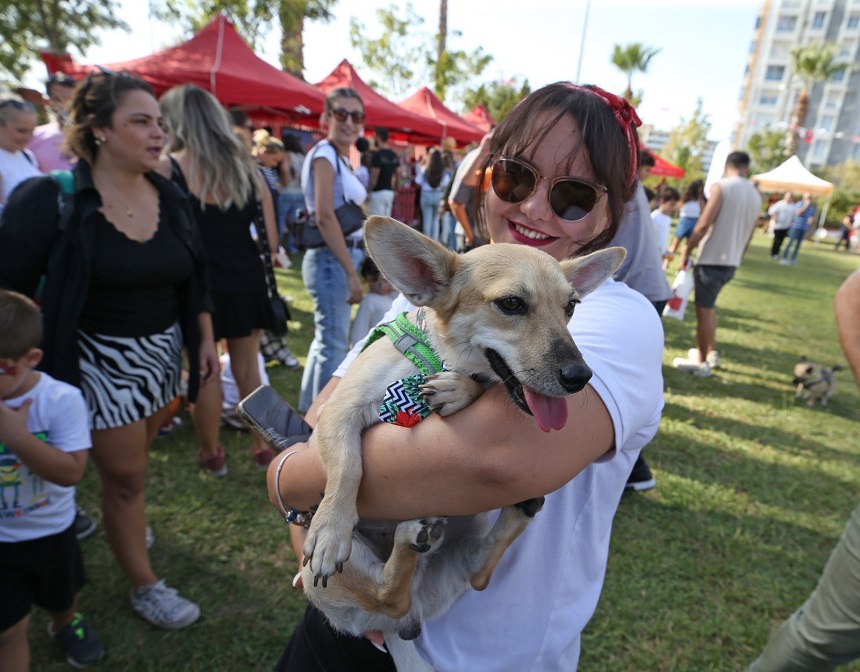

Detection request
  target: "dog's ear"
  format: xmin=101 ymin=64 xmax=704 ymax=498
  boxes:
xmin=559 ymin=246 xmax=626 ymax=299
xmin=363 ymin=216 xmax=458 ymax=306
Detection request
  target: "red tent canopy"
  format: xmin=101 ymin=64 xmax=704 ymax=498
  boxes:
xmin=314 ymin=60 xmax=444 ymax=144
xmin=398 ymin=87 xmax=484 ymax=145
xmin=462 ymin=104 xmax=496 ymax=133
xmin=41 ymin=14 xmax=326 ymax=122
xmin=644 ymin=148 xmax=685 ymax=178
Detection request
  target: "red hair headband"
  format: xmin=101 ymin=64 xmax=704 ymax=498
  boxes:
xmin=561 ymin=83 xmax=642 ymax=187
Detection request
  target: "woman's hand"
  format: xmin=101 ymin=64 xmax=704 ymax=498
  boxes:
xmin=346 ymin=271 xmax=364 ymax=305
xmin=199 ymin=337 xmax=220 ymax=385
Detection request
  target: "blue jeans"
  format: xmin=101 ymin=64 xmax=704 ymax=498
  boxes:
xmin=782 ymin=228 xmax=807 ymax=262
xmin=420 ymin=187 xmax=443 ymax=241
xmin=444 ymin=212 xmax=457 ymax=249
xmin=278 ymin=191 xmax=306 ymax=253
xmin=298 ymin=246 xmax=365 ymax=412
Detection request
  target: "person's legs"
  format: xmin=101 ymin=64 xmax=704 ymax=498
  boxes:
xmin=89 ymin=406 xmax=171 ymax=590
xmin=190 ymin=363 xmax=223 ymax=459
xmin=772 ymin=229 xmax=789 ymax=257
xmin=747 ymin=503 xmax=860 ymax=672
xmin=782 ymin=230 xmax=802 ymax=262
xmin=381 ymin=189 xmax=395 ymax=218
xmin=420 ymin=189 xmax=441 ymax=241
xmin=225 ymin=332 xmax=270 ymax=459
xmin=299 ymin=249 xmax=353 ymax=412
xmin=789 ymin=229 xmax=805 ymax=262
xmin=0 ymin=614 xmax=30 ymax=672
xmin=696 ymin=305 xmax=718 ymax=364
xmin=367 ymin=191 xmax=386 ymax=216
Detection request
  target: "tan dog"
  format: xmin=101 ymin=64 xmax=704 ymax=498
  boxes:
xmin=302 ymin=216 xmax=625 ymax=671
xmin=793 ymin=357 xmax=844 ymax=407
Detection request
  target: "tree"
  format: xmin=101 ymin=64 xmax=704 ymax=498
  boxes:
xmin=659 ymin=98 xmax=712 ymax=186
xmin=746 ymin=126 xmax=786 ymax=174
xmin=349 ymin=2 xmax=491 ymax=104
xmin=462 ymin=78 xmax=531 ymax=125
xmin=785 ymin=42 xmax=847 ymax=157
xmin=0 ymin=0 xmax=129 ymax=81
xmin=610 ymin=42 xmax=660 ymax=105
xmin=151 ymin=0 xmax=336 ymax=78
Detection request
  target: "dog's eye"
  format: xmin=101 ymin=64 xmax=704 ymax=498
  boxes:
xmin=564 ymin=300 xmax=578 ymax=319
xmin=495 ymin=296 xmax=526 ymax=315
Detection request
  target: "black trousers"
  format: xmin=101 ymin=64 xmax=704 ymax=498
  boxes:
xmin=771 ymin=229 xmax=790 ymax=257
xmin=274 ymin=603 xmax=397 ymax=672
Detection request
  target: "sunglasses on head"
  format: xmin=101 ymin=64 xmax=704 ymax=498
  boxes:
xmin=329 ymin=108 xmax=366 ymax=124
xmin=0 ymin=98 xmax=36 ymax=113
xmin=489 ymin=154 xmax=607 ymax=222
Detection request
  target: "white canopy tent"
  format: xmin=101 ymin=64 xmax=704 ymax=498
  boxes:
xmin=751 ymin=155 xmax=834 ymax=197
xmin=752 ymin=155 xmax=834 ymax=232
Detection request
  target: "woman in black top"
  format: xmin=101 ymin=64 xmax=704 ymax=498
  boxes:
xmin=159 ymin=84 xmax=279 ymax=474
xmin=0 ymin=72 xmax=218 ymax=630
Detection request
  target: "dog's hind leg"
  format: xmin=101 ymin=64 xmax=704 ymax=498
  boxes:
xmin=331 ymin=518 xmax=447 ymax=622
xmin=468 ymin=497 xmax=545 ymax=591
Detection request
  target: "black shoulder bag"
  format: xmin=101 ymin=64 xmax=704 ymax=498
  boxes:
xmin=255 ymin=199 xmax=291 ymax=337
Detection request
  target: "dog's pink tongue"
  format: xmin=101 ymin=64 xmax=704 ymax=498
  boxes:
xmin=523 ymin=388 xmax=568 ymax=432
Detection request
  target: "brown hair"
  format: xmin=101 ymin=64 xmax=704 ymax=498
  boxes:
xmin=325 ymin=88 xmax=364 ymax=114
xmin=66 ymin=71 xmax=155 ymax=165
xmin=475 ymin=82 xmax=639 ymax=257
xmin=0 ymin=290 xmax=42 ymax=359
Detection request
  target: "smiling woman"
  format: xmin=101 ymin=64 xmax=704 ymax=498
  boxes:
xmin=0 ymin=71 xmax=219 ymax=631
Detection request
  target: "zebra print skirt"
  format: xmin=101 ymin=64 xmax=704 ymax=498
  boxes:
xmin=78 ymin=322 xmax=183 ymax=430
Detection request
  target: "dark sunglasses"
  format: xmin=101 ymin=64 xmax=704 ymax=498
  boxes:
xmin=329 ymin=108 xmax=366 ymax=124
xmin=490 ymin=154 xmax=608 ymax=222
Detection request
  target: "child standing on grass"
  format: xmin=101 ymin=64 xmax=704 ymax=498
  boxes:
xmin=349 ymin=257 xmax=397 ymax=346
xmin=0 ymin=290 xmax=104 ymax=670
xmin=651 ymin=187 xmax=679 ymax=265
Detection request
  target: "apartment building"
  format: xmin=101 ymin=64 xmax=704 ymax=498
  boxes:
xmin=735 ymin=0 xmax=860 ymax=168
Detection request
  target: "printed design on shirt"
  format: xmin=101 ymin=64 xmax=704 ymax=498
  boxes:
xmin=0 ymin=432 xmax=48 ymax=516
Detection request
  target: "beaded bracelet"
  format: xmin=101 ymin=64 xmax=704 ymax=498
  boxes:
xmin=274 ymin=449 xmax=313 ymax=528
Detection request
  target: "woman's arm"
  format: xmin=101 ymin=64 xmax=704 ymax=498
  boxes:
xmin=197 ymin=312 xmax=219 ymax=385
xmin=258 ymin=173 xmax=280 ymax=260
xmin=268 ymin=381 xmax=614 ymax=521
xmin=312 ymin=156 xmax=363 ymax=304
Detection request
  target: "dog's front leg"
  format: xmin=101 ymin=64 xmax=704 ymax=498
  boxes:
xmin=419 ymin=371 xmax=487 ymax=416
xmin=468 ymin=497 xmax=545 ymax=591
xmin=303 ymin=422 xmax=364 ymax=586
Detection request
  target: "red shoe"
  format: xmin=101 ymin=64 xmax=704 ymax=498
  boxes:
xmin=252 ymin=447 xmax=275 ymax=471
xmin=198 ymin=446 xmax=228 ymax=477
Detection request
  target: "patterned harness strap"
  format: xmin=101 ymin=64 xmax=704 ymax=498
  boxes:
xmin=361 ymin=309 xmax=446 ymax=427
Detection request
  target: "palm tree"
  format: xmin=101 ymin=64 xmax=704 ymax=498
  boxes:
xmin=610 ymin=43 xmax=661 ymax=103
xmin=785 ymin=42 xmax=847 ymax=156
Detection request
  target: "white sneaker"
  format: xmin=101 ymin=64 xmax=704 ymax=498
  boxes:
xmin=673 ymin=357 xmax=712 ymax=378
xmin=687 ymin=348 xmax=720 ymax=369
xmin=131 ymin=580 xmax=200 ymax=630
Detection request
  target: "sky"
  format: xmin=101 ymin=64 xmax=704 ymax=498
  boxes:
xmin=44 ymin=0 xmax=762 ymax=142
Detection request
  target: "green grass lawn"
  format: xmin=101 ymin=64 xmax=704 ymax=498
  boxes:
xmin=29 ymin=234 xmax=860 ymax=671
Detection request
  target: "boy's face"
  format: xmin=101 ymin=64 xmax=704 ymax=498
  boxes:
xmin=661 ymin=199 xmax=678 ymax=215
xmin=0 ymin=349 xmax=41 ymax=401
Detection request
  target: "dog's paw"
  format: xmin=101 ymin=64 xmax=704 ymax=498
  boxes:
xmin=396 ymin=517 xmax=446 ymax=554
xmin=419 ymin=372 xmax=485 ymax=416
xmin=514 ymin=496 xmax=545 ymax=518
xmin=303 ymin=510 xmax=356 ymax=587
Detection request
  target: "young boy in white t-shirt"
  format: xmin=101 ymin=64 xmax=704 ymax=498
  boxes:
xmin=0 ymin=290 xmax=104 ymax=669
xmin=350 ymin=257 xmax=397 ymax=346
xmin=651 ymin=186 xmax=680 ymax=262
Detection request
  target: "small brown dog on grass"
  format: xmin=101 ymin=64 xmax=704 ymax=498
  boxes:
xmin=300 ymin=216 xmax=624 ymax=671
xmin=793 ymin=356 xmax=845 ymax=407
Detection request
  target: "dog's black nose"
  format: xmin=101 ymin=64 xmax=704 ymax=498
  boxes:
xmin=560 ymin=363 xmax=592 ymax=393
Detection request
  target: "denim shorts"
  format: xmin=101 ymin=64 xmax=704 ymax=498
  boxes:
xmin=674 ymin=215 xmax=698 ymax=240
xmin=693 ymin=265 xmax=736 ymax=308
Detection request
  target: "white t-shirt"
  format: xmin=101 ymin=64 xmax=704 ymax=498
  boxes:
xmin=301 ymin=140 xmax=367 ymax=243
xmin=335 ymin=278 xmax=665 ymax=671
xmin=650 ymin=209 xmax=673 ymax=256
xmin=0 ymin=373 xmax=90 ymax=542
xmin=350 ymin=290 xmax=398 ymax=346
xmin=0 ymin=148 xmax=41 ymax=216
xmin=679 ymin=200 xmax=701 ymax=219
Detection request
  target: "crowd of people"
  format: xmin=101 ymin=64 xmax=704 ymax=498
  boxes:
xmin=0 ymin=68 xmax=857 ymax=672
